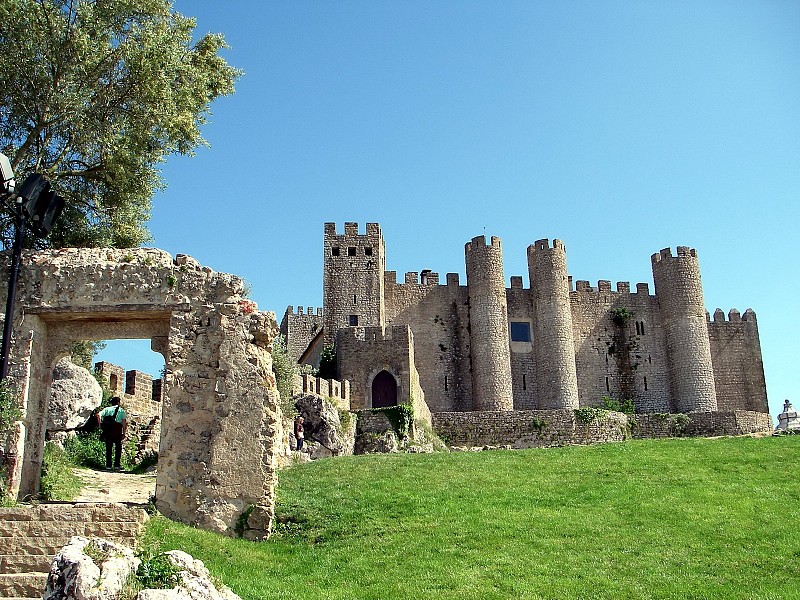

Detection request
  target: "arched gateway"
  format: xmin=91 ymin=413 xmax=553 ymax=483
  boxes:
xmin=371 ymin=370 xmax=398 ymax=408
xmin=0 ymin=248 xmax=280 ymax=539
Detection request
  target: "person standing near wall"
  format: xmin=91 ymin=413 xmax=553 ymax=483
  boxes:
xmin=97 ymin=396 xmax=127 ymax=471
xmin=294 ymin=416 xmax=305 ymax=451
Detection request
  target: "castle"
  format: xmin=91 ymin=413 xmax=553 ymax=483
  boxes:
xmin=281 ymin=222 xmax=768 ymax=417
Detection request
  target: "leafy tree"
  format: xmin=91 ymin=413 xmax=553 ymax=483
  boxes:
xmin=69 ymin=340 xmax=106 ymax=370
xmin=0 ymin=0 xmax=241 ymax=248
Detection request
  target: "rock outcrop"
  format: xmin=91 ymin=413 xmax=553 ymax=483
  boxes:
xmin=294 ymin=393 xmax=356 ymax=458
xmin=44 ymin=536 xmax=241 ymax=600
xmin=48 ymin=358 xmax=103 ymax=432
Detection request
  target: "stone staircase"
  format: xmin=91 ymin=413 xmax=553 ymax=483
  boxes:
xmin=0 ymin=503 xmax=148 ymax=600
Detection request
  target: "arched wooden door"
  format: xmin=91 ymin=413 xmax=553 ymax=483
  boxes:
xmin=372 ymin=370 xmax=398 ymax=408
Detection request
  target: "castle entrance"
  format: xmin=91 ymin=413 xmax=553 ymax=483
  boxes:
xmin=372 ymin=370 xmax=398 ymax=407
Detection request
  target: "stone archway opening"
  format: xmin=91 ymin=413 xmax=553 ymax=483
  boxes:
xmin=371 ymin=370 xmax=398 ymax=408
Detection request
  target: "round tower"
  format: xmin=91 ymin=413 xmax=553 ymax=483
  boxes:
xmin=651 ymin=246 xmax=717 ymax=413
xmin=465 ymin=235 xmax=514 ymax=411
xmin=527 ymin=239 xmax=579 ymax=410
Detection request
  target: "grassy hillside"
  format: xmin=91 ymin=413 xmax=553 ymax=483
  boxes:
xmin=142 ymin=436 xmax=799 ymax=599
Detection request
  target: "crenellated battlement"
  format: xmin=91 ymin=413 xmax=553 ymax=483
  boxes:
xmin=284 ymin=305 xmax=323 ymax=317
xmin=385 ymin=270 xmax=460 ymax=287
xmin=292 ymin=373 xmax=351 ymax=409
xmin=651 ymin=246 xmax=697 ymax=264
xmin=324 ymin=221 xmax=382 ymax=239
xmin=572 ymin=280 xmax=651 ymax=296
xmin=343 ymin=324 xmax=412 ymax=343
xmin=528 ymin=238 xmax=566 ymax=253
xmin=465 ymin=234 xmax=502 ymax=252
xmin=710 ymin=308 xmax=757 ymax=323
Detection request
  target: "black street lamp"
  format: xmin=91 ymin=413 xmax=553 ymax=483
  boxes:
xmin=0 ymin=154 xmax=65 ymax=380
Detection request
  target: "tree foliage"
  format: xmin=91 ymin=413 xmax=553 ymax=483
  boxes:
xmin=0 ymin=0 xmax=241 ymax=248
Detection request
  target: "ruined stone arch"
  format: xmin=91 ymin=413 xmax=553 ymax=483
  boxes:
xmin=1 ymin=248 xmax=280 ymax=539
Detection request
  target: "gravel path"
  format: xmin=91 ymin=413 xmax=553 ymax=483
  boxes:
xmin=73 ymin=467 xmax=156 ymax=505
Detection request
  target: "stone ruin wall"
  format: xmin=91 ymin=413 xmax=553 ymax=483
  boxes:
xmin=1 ymin=248 xmax=281 ymax=539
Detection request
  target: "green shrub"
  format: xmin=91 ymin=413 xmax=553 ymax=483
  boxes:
xmin=598 ymin=395 xmax=635 ymax=414
xmin=271 ymin=334 xmax=297 ymax=415
xmin=40 ymin=442 xmax=83 ymax=501
xmin=574 ymin=406 xmax=609 ymax=424
xmin=136 ymin=552 xmax=181 ymax=590
xmin=64 ymin=429 xmax=138 ymax=471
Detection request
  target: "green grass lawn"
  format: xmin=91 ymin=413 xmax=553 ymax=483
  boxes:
xmin=142 ymin=436 xmax=800 ymax=599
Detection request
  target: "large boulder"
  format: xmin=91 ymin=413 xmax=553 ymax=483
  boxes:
xmin=44 ymin=536 xmax=139 ymax=600
xmin=294 ymin=394 xmax=355 ymax=458
xmin=48 ymin=358 xmax=103 ymax=431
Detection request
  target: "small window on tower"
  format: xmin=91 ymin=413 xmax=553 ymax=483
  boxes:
xmin=348 ymin=247 xmax=356 ymax=256
xmin=349 ymin=315 xmax=359 ymax=326
xmin=331 ymin=247 xmax=340 ymax=256
xmin=365 ymin=246 xmax=373 ymax=256
xmin=510 ymin=321 xmax=531 ymax=342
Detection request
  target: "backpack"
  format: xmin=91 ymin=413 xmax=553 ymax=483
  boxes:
xmin=99 ymin=405 xmax=120 ymax=441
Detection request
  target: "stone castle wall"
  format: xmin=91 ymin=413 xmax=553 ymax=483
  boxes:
xmin=384 ymin=272 xmax=472 ymax=412
xmin=432 ymin=409 xmax=773 ymax=448
xmin=299 ymin=223 xmax=769 ymax=421
xmin=707 ymin=309 xmax=768 ymax=413
xmin=569 ymin=281 xmax=671 ymax=413
xmin=280 ymin=306 xmax=323 ymax=364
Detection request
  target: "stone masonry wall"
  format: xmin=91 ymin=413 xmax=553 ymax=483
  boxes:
xmin=1 ymin=248 xmax=280 ymax=539
xmin=280 ymin=306 xmax=323 ymax=364
xmin=432 ymin=409 xmax=773 ymax=449
xmin=432 ymin=410 xmax=629 ymax=448
xmin=384 ymin=274 xmax=472 ymax=412
xmin=569 ymin=281 xmax=671 ymax=413
xmin=631 ymin=410 xmax=773 ymax=438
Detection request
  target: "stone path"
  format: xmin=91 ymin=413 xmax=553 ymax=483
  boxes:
xmin=73 ymin=467 xmax=156 ymax=504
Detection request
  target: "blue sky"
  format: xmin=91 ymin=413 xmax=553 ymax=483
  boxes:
xmin=96 ymin=1 xmax=799 ymax=419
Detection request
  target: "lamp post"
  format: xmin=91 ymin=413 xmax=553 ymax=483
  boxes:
xmin=0 ymin=154 xmax=65 ymax=381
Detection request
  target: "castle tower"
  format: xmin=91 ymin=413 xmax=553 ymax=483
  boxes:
xmin=465 ymin=235 xmax=514 ymax=411
xmin=651 ymin=247 xmax=717 ymax=413
xmin=323 ymin=222 xmax=385 ymax=347
xmin=527 ymin=239 xmax=579 ymax=410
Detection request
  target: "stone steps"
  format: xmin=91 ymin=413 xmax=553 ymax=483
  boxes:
xmin=0 ymin=503 xmax=148 ymax=599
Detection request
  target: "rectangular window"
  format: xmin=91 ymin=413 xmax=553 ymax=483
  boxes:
xmin=348 ymin=247 xmax=356 ymax=256
xmin=365 ymin=247 xmax=373 ymax=256
xmin=510 ymin=321 xmax=531 ymax=342
xmin=331 ymin=247 xmax=340 ymax=256
xmin=348 ymin=314 xmax=359 ymax=326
